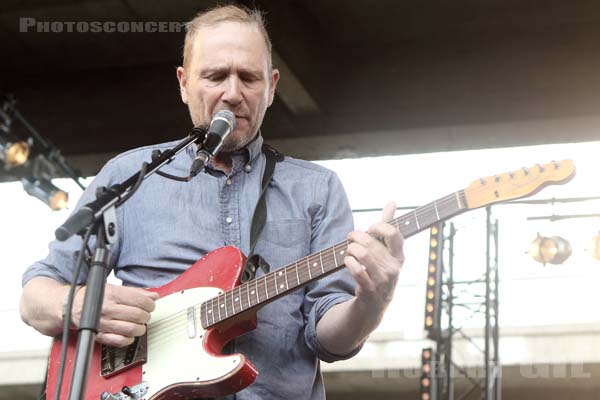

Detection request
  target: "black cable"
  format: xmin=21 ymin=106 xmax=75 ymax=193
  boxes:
xmin=116 ymin=161 xmax=148 ymax=206
xmin=155 ymin=169 xmax=191 ymax=182
xmin=151 ymin=150 xmax=192 ymax=182
xmin=53 ymin=224 xmax=95 ymax=400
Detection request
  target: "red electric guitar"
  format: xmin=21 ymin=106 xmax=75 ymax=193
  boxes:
xmin=46 ymin=160 xmax=575 ymax=399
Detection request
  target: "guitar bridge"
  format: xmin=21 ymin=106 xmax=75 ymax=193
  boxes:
xmin=101 ymin=334 xmax=148 ymax=377
xmin=100 ymin=382 xmax=149 ymax=400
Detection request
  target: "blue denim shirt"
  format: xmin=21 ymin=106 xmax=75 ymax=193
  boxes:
xmin=23 ymin=135 xmax=360 ymax=399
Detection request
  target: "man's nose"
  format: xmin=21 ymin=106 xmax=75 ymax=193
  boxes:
xmin=222 ymin=76 xmax=242 ymax=105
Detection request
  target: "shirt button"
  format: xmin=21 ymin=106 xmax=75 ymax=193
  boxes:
xmin=244 ymin=164 xmax=252 ymax=172
xmin=226 ymin=217 xmax=233 ymax=224
xmin=226 ymin=179 xmax=232 ymax=186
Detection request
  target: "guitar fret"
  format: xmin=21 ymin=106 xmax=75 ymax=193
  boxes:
xmin=231 ymin=289 xmax=237 ymax=314
xmin=217 ymin=295 xmax=222 ymax=321
xmin=307 ymin=258 xmax=312 ymax=279
xmin=246 ymin=283 xmax=251 ymax=308
xmin=284 ymin=267 xmax=289 ymax=289
xmin=332 ymin=246 xmax=338 ymax=267
xmin=204 ymin=304 xmax=209 ymax=328
xmin=295 ymin=262 xmax=300 ymax=284
xmin=277 ymin=270 xmax=285 ymax=292
xmin=319 ymin=252 xmax=324 ymax=274
xmin=238 ymin=286 xmax=244 ymax=312
xmin=274 ymin=271 xmax=279 ymax=295
xmin=213 ymin=298 xmax=216 ymax=324
xmin=413 ymin=210 xmax=421 ymax=230
xmin=255 ymin=279 xmax=259 ymax=304
xmin=210 ymin=300 xmax=215 ymax=325
xmin=264 ymin=276 xmax=269 ymax=299
xmin=455 ymin=191 xmax=464 ymax=209
xmin=223 ymin=293 xmax=228 ymax=318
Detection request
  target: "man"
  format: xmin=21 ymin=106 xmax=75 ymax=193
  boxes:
xmin=20 ymin=5 xmax=404 ymax=399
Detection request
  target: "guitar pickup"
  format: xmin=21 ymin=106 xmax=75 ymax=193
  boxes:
xmin=101 ymin=334 xmax=147 ymax=377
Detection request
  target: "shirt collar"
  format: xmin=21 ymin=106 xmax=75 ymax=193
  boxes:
xmin=228 ymin=133 xmax=263 ymax=174
xmin=244 ymin=132 xmax=264 ymax=166
xmin=187 ymin=131 xmax=264 ymax=173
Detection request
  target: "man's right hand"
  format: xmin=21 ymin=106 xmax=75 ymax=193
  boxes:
xmin=20 ymin=277 xmax=159 ymax=348
xmin=71 ymin=284 xmax=159 ymax=348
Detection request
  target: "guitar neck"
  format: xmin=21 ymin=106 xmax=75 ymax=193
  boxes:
xmin=201 ymin=190 xmax=467 ymax=329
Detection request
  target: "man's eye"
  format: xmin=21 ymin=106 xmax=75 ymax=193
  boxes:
xmin=241 ymin=75 xmax=255 ymax=82
xmin=206 ymin=74 xmax=225 ymax=82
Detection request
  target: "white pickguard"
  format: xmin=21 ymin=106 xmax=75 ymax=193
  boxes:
xmin=143 ymin=287 xmax=242 ymax=398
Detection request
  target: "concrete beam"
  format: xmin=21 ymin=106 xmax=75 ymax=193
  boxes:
xmin=272 ymin=50 xmax=319 ymax=115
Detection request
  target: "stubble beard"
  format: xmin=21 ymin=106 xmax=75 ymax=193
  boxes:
xmin=218 ymin=127 xmax=257 ymax=153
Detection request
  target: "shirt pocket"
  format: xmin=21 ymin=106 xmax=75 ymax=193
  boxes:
xmin=255 ymin=219 xmax=310 ymax=270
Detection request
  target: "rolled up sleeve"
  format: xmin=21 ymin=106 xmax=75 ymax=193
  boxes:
xmin=302 ymin=170 xmax=363 ymax=362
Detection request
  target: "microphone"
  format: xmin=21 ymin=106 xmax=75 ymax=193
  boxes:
xmin=189 ymin=110 xmax=237 ymax=177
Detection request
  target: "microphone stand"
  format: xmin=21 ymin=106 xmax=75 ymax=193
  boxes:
xmin=59 ymin=128 xmax=206 ymax=400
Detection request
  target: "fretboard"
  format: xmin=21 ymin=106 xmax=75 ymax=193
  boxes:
xmin=200 ymin=190 xmax=467 ymax=329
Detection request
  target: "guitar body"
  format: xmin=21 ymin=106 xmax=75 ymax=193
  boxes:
xmin=46 ymin=246 xmax=259 ymax=400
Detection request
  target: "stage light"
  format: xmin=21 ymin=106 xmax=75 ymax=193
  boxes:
xmin=22 ymin=177 xmax=68 ymax=210
xmin=592 ymin=233 xmax=600 ymax=261
xmin=420 ymin=347 xmax=436 ymax=400
xmin=424 ymin=223 xmax=444 ymax=339
xmin=0 ymin=135 xmax=29 ymax=167
xmin=528 ymin=234 xmax=572 ymax=265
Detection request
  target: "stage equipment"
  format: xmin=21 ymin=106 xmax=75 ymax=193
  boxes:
xmin=22 ymin=176 xmax=68 ymax=210
xmin=424 ymin=224 xmax=444 ymax=339
xmin=420 ymin=347 xmax=436 ymax=400
xmin=528 ymin=234 xmax=572 ymax=265
xmin=0 ymin=134 xmax=29 ymax=167
xmin=1 ymin=94 xmax=85 ymax=209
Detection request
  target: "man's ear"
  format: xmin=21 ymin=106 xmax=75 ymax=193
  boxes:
xmin=267 ymin=68 xmax=280 ymax=107
xmin=176 ymin=66 xmax=188 ymax=104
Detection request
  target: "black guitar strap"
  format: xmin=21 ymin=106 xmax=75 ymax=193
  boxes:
xmin=241 ymin=143 xmax=284 ymax=283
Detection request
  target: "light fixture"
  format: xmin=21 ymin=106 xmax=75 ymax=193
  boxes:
xmin=424 ymin=223 xmax=444 ymax=339
xmin=22 ymin=177 xmax=69 ymax=210
xmin=420 ymin=347 xmax=436 ymax=400
xmin=591 ymin=233 xmax=600 ymax=261
xmin=0 ymin=134 xmax=29 ymax=167
xmin=528 ymin=234 xmax=572 ymax=265
xmin=1 ymin=94 xmax=85 ymax=209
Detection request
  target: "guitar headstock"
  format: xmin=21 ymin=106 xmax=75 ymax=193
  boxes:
xmin=463 ymin=160 xmax=576 ymax=209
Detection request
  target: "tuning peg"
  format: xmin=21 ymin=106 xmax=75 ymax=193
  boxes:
xmin=536 ymin=163 xmax=545 ymax=173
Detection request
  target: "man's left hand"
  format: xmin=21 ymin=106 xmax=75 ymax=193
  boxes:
xmin=345 ymin=201 xmax=405 ymax=312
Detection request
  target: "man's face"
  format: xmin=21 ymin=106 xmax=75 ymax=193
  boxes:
xmin=177 ymin=22 xmax=279 ymax=152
